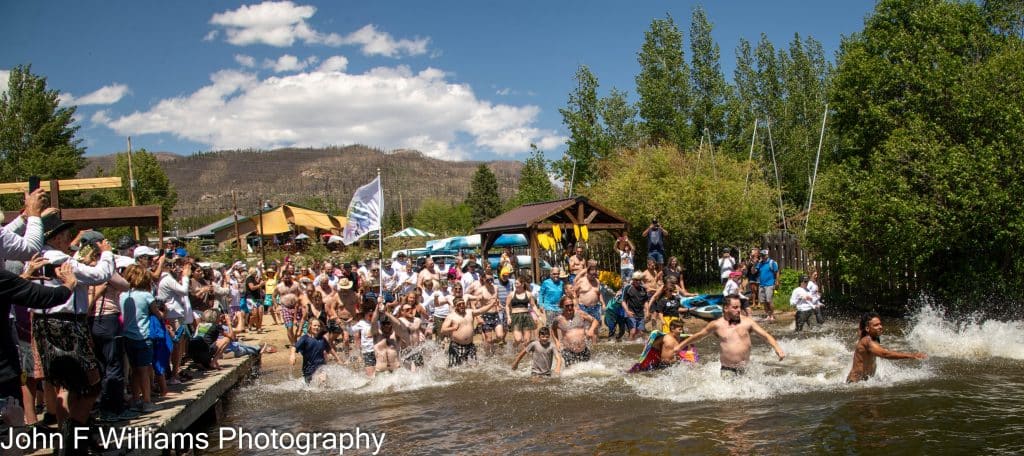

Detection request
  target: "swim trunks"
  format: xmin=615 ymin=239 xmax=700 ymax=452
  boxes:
xmin=402 ymin=349 xmax=425 ymax=367
xmin=281 ymin=306 xmax=296 ymax=328
xmin=448 ymin=341 xmax=477 ymax=367
xmin=361 ymin=351 xmax=377 ymax=367
xmin=561 ymin=347 xmax=591 ymax=367
xmin=480 ymin=312 xmax=500 ymax=331
xmin=721 ymin=365 xmax=747 ymax=378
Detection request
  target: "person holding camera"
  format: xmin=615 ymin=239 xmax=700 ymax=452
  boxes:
xmin=31 ymin=223 xmax=115 ymax=439
xmin=642 ymin=219 xmax=668 ymax=266
xmin=0 ymin=188 xmax=48 ymax=268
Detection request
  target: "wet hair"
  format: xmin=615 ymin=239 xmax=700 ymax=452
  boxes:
xmin=538 ymin=327 xmax=550 ymax=337
xmin=860 ymin=312 xmax=881 ymax=341
xmin=724 ymin=294 xmax=743 ymax=307
xmin=670 ymin=319 xmax=685 ymax=330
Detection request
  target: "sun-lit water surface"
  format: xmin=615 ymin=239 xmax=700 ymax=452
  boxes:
xmin=203 ymin=304 xmax=1024 ymax=455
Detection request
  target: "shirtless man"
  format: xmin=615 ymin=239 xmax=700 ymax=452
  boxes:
xmin=417 ymin=257 xmax=440 ymax=289
xmin=641 ymin=258 xmax=660 ymax=295
xmin=317 ymin=279 xmax=346 ymax=347
xmin=336 ymin=277 xmax=360 ymax=326
xmin=573 ymin=265 xmax=605 ymax=343
xmin=655 ymin=320 xmax=693 ymax=368
xmin=847 ymin=312 xmax=927 ymax=383
xmin=274 ymin=271 xmax=304 ymax=345
xmin=466 ymin=271 xmax=504 ymax=354
xmin=678 ymin=294 xmax=786 ymax=376
xmin=567 ymin=246 xmax=587 ymax=281
xmin=441 ymin=297 xmax=498 ymax=367
xmin=551 ymin=296 xmax=599 ymax=367
xmin=380 ymin=299 xmax=427 ymax=370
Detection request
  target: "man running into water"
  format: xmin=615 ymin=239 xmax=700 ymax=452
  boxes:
xmin=552 ymin=296 xmax=599 ymax=367
xmin=274 ymin=271 xmax=303 ymax=345
xmin=467 ymin=271 xmax=504 ymax=354
xmin=573 ymin=265 xmax=605 ymax=343
xmin=678 ymin=294 xmax=786 ymax=376
xmin=380 ymin=298 xmax=427 ymax=371
xmin=847 ymin=312 xmax=927 ymax=383
xmin=441 ymin=297 xmax=498 ymax=367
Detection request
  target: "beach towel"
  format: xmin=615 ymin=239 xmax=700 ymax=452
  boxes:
xmin=627 ymin=330 xmax=698 ymax=373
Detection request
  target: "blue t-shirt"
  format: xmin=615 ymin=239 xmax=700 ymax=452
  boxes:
xmin=121 ymin=289 xmax=154 ymax=340
xmin=758 ymin=259 xmax=779 ymax=287
xmin=294 ymin=334 xmax=330 ymax=380
xmin=539 ymin=278 xmax=565 ymax=311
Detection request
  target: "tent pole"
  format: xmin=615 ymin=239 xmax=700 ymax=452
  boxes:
xmin=805 ymin=104 xmax=828 ymax=237
xmin=766 ymin=118 xmax=787 ymax=232
xmin=744 ymin=118 xmax=758 ymax=195
xmin=378 ymin=168 xmax=384 ymax=298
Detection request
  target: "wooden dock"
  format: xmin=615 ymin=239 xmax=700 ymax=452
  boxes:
xmin=24 ymin=353 xmax=258 ymax=455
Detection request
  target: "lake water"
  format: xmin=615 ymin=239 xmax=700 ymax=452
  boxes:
xmin=205 ymin=305 xmax=1024 ymax=454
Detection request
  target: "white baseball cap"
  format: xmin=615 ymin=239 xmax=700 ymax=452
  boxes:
xmin=133 ymin=246 xmax=160 ymax=259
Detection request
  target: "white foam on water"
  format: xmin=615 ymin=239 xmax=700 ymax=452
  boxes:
xmin=620 ymin=332 xmax=933 ymax=403
xmin=906 ymin=304 xmax=1024 ymax=360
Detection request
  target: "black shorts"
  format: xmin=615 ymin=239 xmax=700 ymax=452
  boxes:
xmin=479 ymin=313 xmax=500 ymax=331
xmin=362 ymin=351 xmax=377 ymax=367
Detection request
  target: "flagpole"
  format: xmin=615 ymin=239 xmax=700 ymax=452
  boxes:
xmin=377 ymin=168 xmax=383 ymax=298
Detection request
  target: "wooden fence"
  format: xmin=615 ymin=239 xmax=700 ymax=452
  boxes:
xmin=579 ymin=231 xmax=920 ymax=306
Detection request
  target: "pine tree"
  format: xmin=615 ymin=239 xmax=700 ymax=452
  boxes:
xmin=636 ymin=15 xmax=691 ymax=148
xmin=465 ymin=164 xmax=502 ymax=226
xmin=689 ymin=7 xmax=729 ymax=145
xmin=510 ymin=145 xmax=555 ymax=207
xmin=554 ymin=65 xmax=607 ymax=190
xmin=0 ymin=64 xmax=86 ymax=207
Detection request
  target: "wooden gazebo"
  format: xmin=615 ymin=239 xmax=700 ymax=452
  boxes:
xmin=475 ymin=196 xmax=628 ymax=282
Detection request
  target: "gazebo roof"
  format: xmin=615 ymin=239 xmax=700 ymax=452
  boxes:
xmin=475 ymin=196 xmax=627 ymax=234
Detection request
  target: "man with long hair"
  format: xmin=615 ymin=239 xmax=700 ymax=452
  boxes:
xmin=847 ymin=312 xmax=927 ymax=383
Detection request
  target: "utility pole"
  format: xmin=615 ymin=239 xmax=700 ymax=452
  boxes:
xmin=127 ymin=137 xmax=140 ymax=240
xmin=399 ymin=192 xmax=405 ymax=229
xmin=258 ymin=197 xmax=267 ymax=266
xmin=232 ymin=187 xmax=242 ymax=254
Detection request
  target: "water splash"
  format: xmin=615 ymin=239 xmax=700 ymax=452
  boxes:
xmin=906 ymin=303 xmax=1024 ymax=360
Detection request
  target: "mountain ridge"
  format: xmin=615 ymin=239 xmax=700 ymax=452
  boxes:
xmin=80 ymin=145 xmax=523 ymax=222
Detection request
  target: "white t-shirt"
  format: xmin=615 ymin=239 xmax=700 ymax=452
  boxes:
xmin=618 ymin=249 xmax=634 ymax=271
xmin=807 ymin=280 xmax=822 ymax=307
xmin=722 ymin=278 xmax=743 ymax=297
xmin=351 ymin=320 xmax=375 ymax=353
xmin=718 ymin=256 xmax=736 ymax=279
xmin=790 ymin=286 xmax=814 ymax=311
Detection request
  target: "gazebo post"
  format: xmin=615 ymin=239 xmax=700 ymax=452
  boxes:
xmin=528 ymin=227 xmax=541 ymax=284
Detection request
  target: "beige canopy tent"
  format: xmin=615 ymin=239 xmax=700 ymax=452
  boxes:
xmin=212 ymin=203 xmax=346 ymax=245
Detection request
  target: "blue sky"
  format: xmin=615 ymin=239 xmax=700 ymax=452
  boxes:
xmin=1 ymin=1 xmax=876 ymax=162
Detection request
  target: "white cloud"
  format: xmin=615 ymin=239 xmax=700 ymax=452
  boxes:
xmin=99 ymin=65 xmax=564 ymax=160
xmin=91 ymin=110 xmax=111 ymax=125
xmin=234 ymin=54 xmax=256 ymax=68
xmin=496 ymin=88 xmax=511 ymax=96
xmin=317 ymin=56 xmax=348 ymax=72
xmin=263 ymin=54 xmax=318 ymax=73
xmin=207 ymin=2 xmax=428 ymax=58
xmin=203 ymin=30 xmax=219 ymax=42
xmin=61 ymin=83 xmax=130 ymax=106
xmin=339 ymin=24 xmax=429 ymax=57
xmin=208 ymin=1 xmax=341 ymax=47
xmin=0 ymin=70 xmax=9 ymax=95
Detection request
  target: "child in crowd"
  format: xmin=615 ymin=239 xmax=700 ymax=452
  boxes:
xmin=511 ymin=327 xmax=562 ymax=379
xmin=290 ymin=319 xmax=340 ymax=386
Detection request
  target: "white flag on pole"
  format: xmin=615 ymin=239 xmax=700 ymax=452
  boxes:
xmin=342 ymin=176 xmax=382 ymax=245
